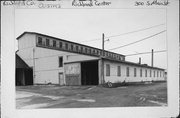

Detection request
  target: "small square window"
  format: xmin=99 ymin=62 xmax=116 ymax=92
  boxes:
xmin=85 ymin=48 xmax=87 ymax=53
xmin=65 ymin=43 xmax=68 ymax=50
xmin=145 ymin=70 xmax=147 ymax=77
xmin=160 ymin=71 xmax=161 ymax=77
xmin=38 ymin=37 xmax=42 ymax=45
xmin=105 ymin=52 xmax=108 ymax=57
xmin=93 ymin=49 xmax=95 ymax=54
xmin=140 ymin=69 xmax=142 ymax=77
xmin=80 ymin=47 xmax=83 ymax=52
xmin=59 ymin=57 xmax=63 ymax=67
xmin=59 ymin=42 xmax=62 ymax=48
xmin=126 ymin=67 xmax=129 ymax=77
xmin=53 ymin=40 xmax=56 ymax=47
xmin=71 ymin=44 xmax=74 ymax=51
xmin=134 ymin=68 xmax=136 ymax=77
xmin=76 ymin=45 xmax=78 ymax=52
xmin=46 ymin=39 xmax=49 ymax=46
xmin=119 ymin=56 xmax=121 ymax=60
xmin=89 ymin=49 xmax=91 ymax=54
xmin=97 ymin=50 xmax=100 ymax=55
xmin=106 ymin=64 xmax=110 ymax=76
xmin=117 ymin=66 xmax=121 ymax=76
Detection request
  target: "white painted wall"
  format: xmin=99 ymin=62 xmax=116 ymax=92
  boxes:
xmin=17 ymin=33 xmax=36 ymax=67
xmin=34 ymin=47 xmax=99 ymax=84
xmin=18 ymin=33 xmax=36 ymax=50
xmin=104 ymin=60 xmax=165 ymax=83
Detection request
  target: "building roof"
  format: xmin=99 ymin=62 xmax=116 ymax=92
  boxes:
xmin=16 ymin=31 xmax=125 ymax=57
xmin=16 ymin=54 xmax=30 ymax=69
xmin=103 ymin=57 xmax=164 ymax=70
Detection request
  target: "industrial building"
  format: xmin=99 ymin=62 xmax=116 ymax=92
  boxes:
xmin=15 ymin=32 xmax=165 ymax=86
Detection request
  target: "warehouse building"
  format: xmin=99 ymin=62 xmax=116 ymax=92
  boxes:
xmin=15 ymin=32 xmax=165 ymax=86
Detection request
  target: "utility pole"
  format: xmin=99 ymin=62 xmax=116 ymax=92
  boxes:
xmin=151 ymin=49 xmax=154 ymax=67
xmin=33 ymin=48 xmax=35 ymax=84
xmin=101 ymin=33 xmax=105 ymax=84
xmin=102 ymin=33 xmax=105 ymax=56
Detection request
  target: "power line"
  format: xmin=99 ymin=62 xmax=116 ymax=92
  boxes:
xmin=105 ymin=24 xmax=165 ymax=39
xmin=125 ymin=50 xmax=167 ymax=56
xmin=108 ymin=30 xmax=166 ymax=51
xmin=80 ymin=23 xmax=165 ymax=43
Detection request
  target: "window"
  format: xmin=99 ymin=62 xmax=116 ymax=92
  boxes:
xmin=134 ymin=68 xmax=136 ymax=77
xmin=107 ymin=52 xmax=110 ymax=57
xmin=111 ymin=53 xmax=113 ymax=58
xmin=59 ymin=42 xmax=62 ymax=48
xmin=140 ymin=69 xmax=142 ymax=77
xmin=145 ymin=70 xmax=147 ymax=77
xmin=85 ymin=48 xmax=87 ymax=53
xmin=76 ymin=45 xmax=78 ymax=51
xmin=117 ymin=66 xmax=121 ymax=76
xmin=65 ymin=43 xmax=68 ymax=50
xmin=154 ymin=71 xmax=155 ymax=77
xmin=100 ymin=51 xmax=102 ymax=55
xmin=53 ymin=40 xmax=56 ymax=47
xmin=106 ymin=64 xmax=110 ymax=76
xmin=160 ymin=71 xmax=161 ymax=77
xmin=157 ymin=71 xmax=159 ymax=77
xmin=46 ymin=39 xmax=49 ymax=46
xmin=113 ymin=54 xmax=116 ymax=58
xmin=126 ymin=67 xmax=129 ymax=77
xmin=80 ymin=47 xmax=83 ymax=52
xmin=93 ymin=49 xmax=95 ymax=54
xmin=38 ymin=37 xmax=42 ymax=45
xmin=116 ymin=55 xmax=119 ymax=59
xmin=150 ymin=70 xmax=152 ymax=77
xmin=97 ymin=50 xmax=99 ymax=55
xmin=105 ymin=52 xmax=108 ymax=57
xmin=104 ymin=52 xmax=106 ymax=56
xmin=91 ymin=49 xmax=94 ymax=54
xmin=95 ymin=50 xmax=97 ymax=55
xmin=59 ymin=57 xmax=63 ymax=67
xmin=119 ymin=56 xmax=121 ymax=60
xmin=70 ymin=44 xmax=73 ymax=50
xmin=89 ymin=49 xmax=91 ymax=54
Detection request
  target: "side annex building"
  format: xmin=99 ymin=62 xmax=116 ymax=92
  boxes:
xmin=16 ymin=32 xmax=165 ymax=86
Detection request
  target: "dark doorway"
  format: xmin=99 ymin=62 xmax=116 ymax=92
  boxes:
xmin=81 ymin=60 xmax=99 ymax=85
xmin=16 ymin=68 xmax=33 ymax=86
xmin=25 ymin=69 xmax=33 ymax=85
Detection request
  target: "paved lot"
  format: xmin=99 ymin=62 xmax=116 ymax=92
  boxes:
xmin=16 ymin=82 xmax=167 ymax=109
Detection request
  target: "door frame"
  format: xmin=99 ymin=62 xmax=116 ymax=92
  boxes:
xmin=58 ymin=72 xmax=64 ymax=85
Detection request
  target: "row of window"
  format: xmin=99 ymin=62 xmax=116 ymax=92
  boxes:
xmin=58 ymin=57 xmax=164 ymax=78
xmin=37 ymin=36 xmax=125 ymax=61
xmin=106 ymin=64 xmax=164 ymax=78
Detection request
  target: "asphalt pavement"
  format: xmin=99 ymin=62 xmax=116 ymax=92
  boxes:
xmin=16 ymin=82 xmax=167 ymax=109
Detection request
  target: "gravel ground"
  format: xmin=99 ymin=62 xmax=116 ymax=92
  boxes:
xmin=16 ymin=82 xmax=167 ymax=109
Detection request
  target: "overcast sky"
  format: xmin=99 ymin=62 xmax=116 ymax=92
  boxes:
xmin=15 ymin=8 xmax=167 ymax=69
